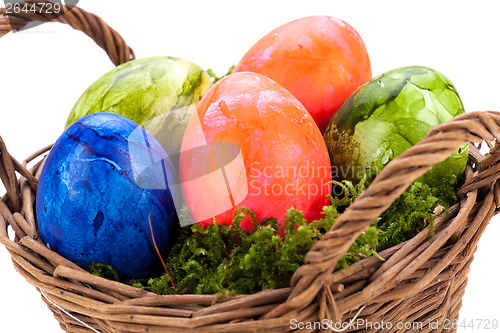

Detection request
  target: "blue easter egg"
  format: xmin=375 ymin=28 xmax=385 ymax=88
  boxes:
xmin=36 ymin=112 xmax=178 ymax=280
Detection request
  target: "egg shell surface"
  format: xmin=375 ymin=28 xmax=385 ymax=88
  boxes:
xmin=179 ymin=72 xmax=332 ymax=231
xmin=233 ymin=16 xmax=372 ymax=133
xmin=65 ymin=56 xmax=213 ymax=168
xmin=36 ymin=112 xmax=178 ymax=280
xmin=324 ymin=66 xmax=468 ymax=188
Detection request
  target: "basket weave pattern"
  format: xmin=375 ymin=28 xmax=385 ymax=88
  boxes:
xmin=1 ymin=3 xmax=500 ymax=332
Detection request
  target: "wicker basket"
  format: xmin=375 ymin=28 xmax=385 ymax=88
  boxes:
xmin=2 ymin=3 xmax=500 ymax=332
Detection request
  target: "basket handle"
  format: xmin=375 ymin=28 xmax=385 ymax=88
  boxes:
xmin=265 ymin=110 xmax=500 ymax=318
xmin=0 ymin=0 xmax=135 ymax=66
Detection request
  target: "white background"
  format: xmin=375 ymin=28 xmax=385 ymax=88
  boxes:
xmin=1 ymin=1 xmax=500 ymax=332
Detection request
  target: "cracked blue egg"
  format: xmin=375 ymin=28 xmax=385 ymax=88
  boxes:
xmin=36 ymin=112 xmax=178 ymax=280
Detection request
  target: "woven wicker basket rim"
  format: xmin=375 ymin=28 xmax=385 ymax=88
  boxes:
xmin=1 ymin=3 xmax=500 ymax=332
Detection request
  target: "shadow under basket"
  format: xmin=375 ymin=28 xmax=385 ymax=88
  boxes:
xmin=1 ymin=3 xmax=500 ymax=332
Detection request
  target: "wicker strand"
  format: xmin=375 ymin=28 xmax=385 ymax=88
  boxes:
xmin=0 ymin=136 xmax=20 ymax=212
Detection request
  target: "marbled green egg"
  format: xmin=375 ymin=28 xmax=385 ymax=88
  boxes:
xmin=324 ymin=66 xmax=468 ymax=188
xmin=66 ymin=56 xmax=213 ymax=167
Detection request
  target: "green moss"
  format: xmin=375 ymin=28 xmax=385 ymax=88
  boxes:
xmin=88 ymin=173 xmax=460 ymax=295
xmin=206 ymin=65 xmax=235 ymax=84
xmin=88 ymin=262 xmax=119 ymax=282
xmin=377 ymin=172 xmax=459 ymax=250
xmin=125 ymin=188 xmax=352 ymax=295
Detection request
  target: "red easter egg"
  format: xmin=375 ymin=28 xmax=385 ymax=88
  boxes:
xmin=179 ymin=72 xmax=332 ymax=231
xmin=232 ymin=15 xmax=372 ymax=133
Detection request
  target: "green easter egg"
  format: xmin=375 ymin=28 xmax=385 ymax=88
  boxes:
xmin=324 ymin=66 xmax=468 ymax=188
xmin=66 ymin=56 xmax=213 ymax=164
